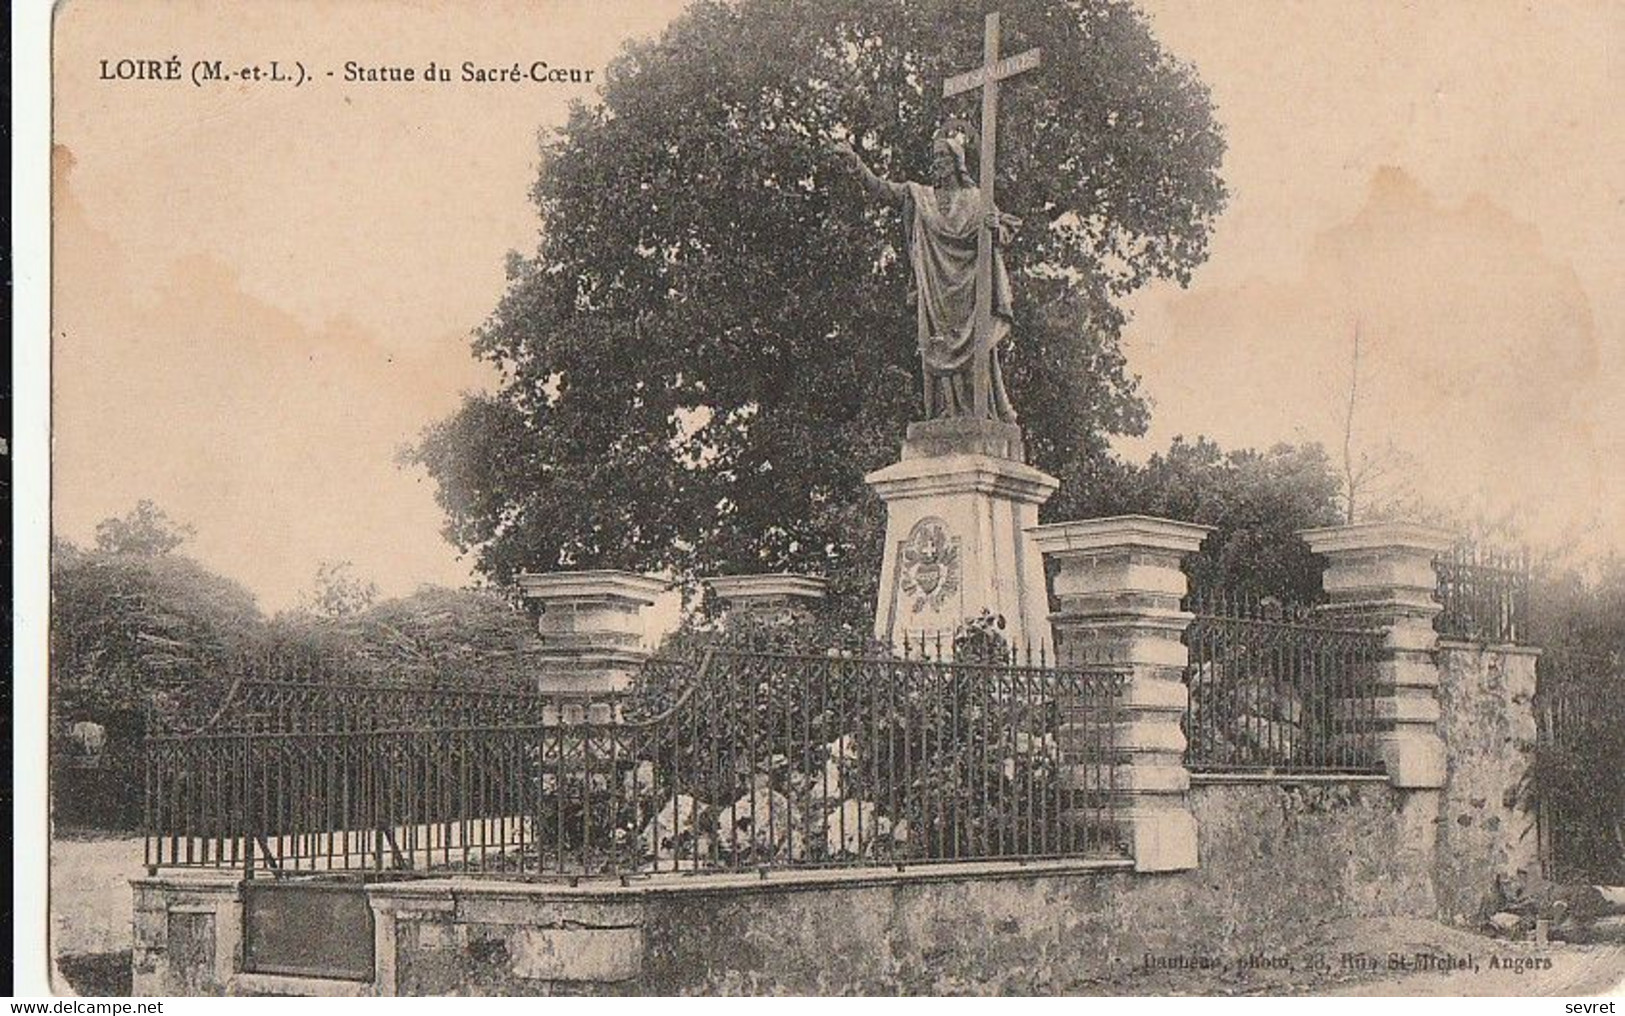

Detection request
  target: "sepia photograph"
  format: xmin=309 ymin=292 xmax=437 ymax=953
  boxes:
xmin=28 ymin=0 xmax=1625 ymax=997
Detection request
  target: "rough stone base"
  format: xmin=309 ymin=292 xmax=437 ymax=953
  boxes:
xmin=1434 ymin=641 xmax=1543 ymax=923
xmin=135 ymin=781 xmax=1451 ymax=996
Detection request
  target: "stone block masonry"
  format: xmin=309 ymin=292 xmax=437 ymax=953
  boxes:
xmin=1030 ymin=515 xmax=1213 ymax=872
xmin=702 ymin=573 xmax=827 ymax=620
xmin=516 ymin=570 xmax=667 ymax=695
xmin=132 ymin=627 xmax=1548 ymax=996
xmin=130 ymin=521 xmax=1550 ymax=995
xmin=1301 ymin=522 xmax=1456 ymax=789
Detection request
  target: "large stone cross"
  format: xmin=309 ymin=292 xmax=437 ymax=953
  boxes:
xmin=942 ymin=12 xmax=1041 ymax=420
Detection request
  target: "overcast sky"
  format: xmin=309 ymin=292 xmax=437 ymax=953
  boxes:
xmin=51 ymin=0 xmax=1625 ymax=610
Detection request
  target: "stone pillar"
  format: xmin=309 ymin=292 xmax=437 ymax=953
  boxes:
xmin=131 ymin=880 xmax=172 ymax=995
xmin=1299 ymin=521 xmax=1456 ymax=789
xmin=1029 ymin=515 xmax=1213 ymax=872
xmin=516 ymin=570 xmax=667 ymax=696
xmin=1433 ymin=640 xmax=1544 ymax=918
xmin=867 ymin=418 xmax=1058 ymax=655
xmin=702 ymin=573 xmax=827 ymax=620
xmin=129 ymin=876 xmax=242 ymax=995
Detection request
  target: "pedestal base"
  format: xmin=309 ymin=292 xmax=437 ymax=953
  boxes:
xmin=866 ymin=429 xmax=1057 ymax=655
xmin=903 ymin=417 xmax=1026 ymax=461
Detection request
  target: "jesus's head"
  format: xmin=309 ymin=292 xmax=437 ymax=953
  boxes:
xmin=930 ymin=136 xmax=974 ymax=189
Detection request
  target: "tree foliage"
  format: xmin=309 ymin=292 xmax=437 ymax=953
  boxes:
xmin=55 ymin=500 xmax=256 ymax=715
xmin=92 ymin=499 xmax=197 ymax=557
xmin=51 ymin=540 xmax=264 ymax=715
xmin=50 ymin=534 xmax=266 ymax=829
xmin=299 ymin=559 xmax=380 ymax=619
xmin=269 ymin=585 xmax=542 ymax=688
xmin=1070 ymin=437 xmax=1345 ymax=603
xmin=409 ymin=0 xmax=1226 ymax=617
xmin=1523 ymin=559 xmax=1625 ymax=884
xmin=1531 ymin=553 xmax=1625 ymax=656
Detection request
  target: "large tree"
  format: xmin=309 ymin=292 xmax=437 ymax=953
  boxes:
xmin=92 ymin=498 xmax=196 ymax=557
xmin=1070 ymin=437 xmax=1345 ymax=604
xmin=411 ymin=0 xmax=1226 ymax=618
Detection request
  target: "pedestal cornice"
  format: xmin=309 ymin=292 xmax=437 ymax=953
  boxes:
xmin=865 ymin=453 xmax=1059 ymax=504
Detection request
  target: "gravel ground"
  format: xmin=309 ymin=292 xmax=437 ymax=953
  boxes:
xmin=1320 ymin=917 xmax=1625 ymax=997
xmin=1114 ymin=916 xmax=1625 ymax=997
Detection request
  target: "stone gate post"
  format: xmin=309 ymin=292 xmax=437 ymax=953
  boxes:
xmin=1030 ymin=515 xmax=1213 ymax=872
xmin=1299 ymin=521 xmax=1456 ymax=788
xmin=701 ymin=573 xmax=827 ymax=622
xmin=516 ymin=570 xmax=668 ymax=696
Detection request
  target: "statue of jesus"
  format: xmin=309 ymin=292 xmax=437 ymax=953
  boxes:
xmin=832 ymin=127 xmax=1020 ymax=423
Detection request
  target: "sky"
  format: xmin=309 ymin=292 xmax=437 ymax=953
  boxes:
xmin=50 ymin=0 xmax=1625 ymax=611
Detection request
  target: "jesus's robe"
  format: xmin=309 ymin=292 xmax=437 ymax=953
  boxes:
xmin=898 ymin=181 xmax=1017 ymax=422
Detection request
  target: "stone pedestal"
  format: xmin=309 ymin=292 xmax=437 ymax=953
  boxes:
xmin=1300 ymin=521 xmax=1456 ymax=789
xmin=702 ymin=573 xmax=827 ymax=620
xmin=515 ymin=570 xmax=667 ymax=696
xmin=1030 ymin=515 xmax=1213 ymax=872
xmin=866 ymin=418 xmax=1058 ymax=654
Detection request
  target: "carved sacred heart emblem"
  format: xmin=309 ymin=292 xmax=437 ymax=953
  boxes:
xmin=899 ymin=517 xmax=959 ymax=613
xmin=914 ymin=561 xmax=943 ymax=595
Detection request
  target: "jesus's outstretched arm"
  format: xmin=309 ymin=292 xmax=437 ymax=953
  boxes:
xmin=830 ymin=141 xmax=907 ymax=206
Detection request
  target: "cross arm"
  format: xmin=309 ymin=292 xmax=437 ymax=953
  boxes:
xmin=942 ymin=47 xmax=1041 ymax=98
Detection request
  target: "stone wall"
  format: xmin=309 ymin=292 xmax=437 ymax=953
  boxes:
xmin=639 ymin=780 xmax=1432 ymax=994
xmin=375 ymin=885 xmax=644 ymax=996
xmin=1433 ymin=641 xmax=1543 ymax=923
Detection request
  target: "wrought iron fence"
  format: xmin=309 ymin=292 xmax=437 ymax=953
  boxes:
xmin=1533 ymin=646 xmax=1625 ymax=883
xmin=1434 ymin=542 xmax=1531 ymax=644
xmin=1182 ymin=594 xmax=1384 ymax=775
xmin=145 ymin=647 xmax=1129 ymax=878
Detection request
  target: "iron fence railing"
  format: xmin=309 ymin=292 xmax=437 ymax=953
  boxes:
xmin=1434 ymin=542 xmax=1531 ymax=644
xmin=1182 ymin=595 xmax=1384 ymax=775
xmin=145 ymin=648 xmax=1129 ymax=878
xmin=1533 ymin=646 xmax=1625 ymax=883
